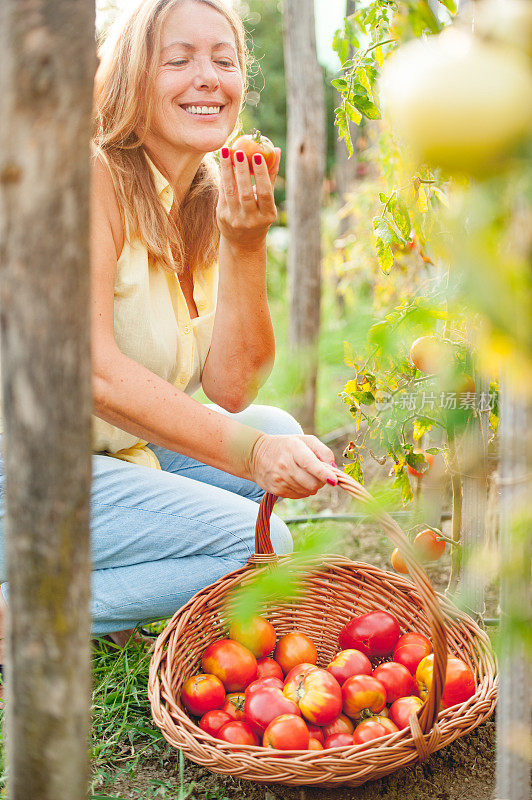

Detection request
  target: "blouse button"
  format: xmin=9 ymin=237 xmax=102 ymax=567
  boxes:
xmin=183 ymin=325 xmax=191 ymax=335
xmin=179 ymin=375 xmax=186 ymax=384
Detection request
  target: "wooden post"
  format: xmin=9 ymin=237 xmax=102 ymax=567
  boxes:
xmin=495 ymin=379 xmax=532 ymax=800
xmin=0 ymin=1 xmax=95 ymax=798
xmin=283 ymin=0 xmax=326 ymax=433
xmin=454 ymin=375 xmax=489 ymax=618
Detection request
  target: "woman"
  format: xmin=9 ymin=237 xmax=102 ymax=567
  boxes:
xmin=0 ymin=0 xmax=337 ymax=652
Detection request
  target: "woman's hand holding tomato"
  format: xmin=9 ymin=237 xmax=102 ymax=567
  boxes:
xmin=217 ymin=140 xmax=281 ymax=252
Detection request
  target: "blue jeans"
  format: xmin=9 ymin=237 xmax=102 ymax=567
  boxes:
xmin=0 ymin=404 xmax=300 ymax=634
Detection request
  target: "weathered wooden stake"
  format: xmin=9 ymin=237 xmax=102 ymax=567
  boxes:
xmin=0 ymin=1 xmax=95 ymax=798
xmin=283 ymin=0 xmax=326 ymax=433
xmin=495 ymin=379 xmax=532 ymax=800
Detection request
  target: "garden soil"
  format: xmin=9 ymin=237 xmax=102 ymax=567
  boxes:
xmin=103 ymin=446 xmax=499 ymax=800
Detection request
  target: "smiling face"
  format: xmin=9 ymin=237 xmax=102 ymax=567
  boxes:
xmin=146 ymin=0 xmax=244 ymax=159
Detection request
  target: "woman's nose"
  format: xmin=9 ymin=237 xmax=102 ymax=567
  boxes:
xmin=193 ymin=58 xmax=220 ymax=90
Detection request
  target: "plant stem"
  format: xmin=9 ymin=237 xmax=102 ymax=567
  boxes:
xmin=446 ymin=429 xmax=463 ymax=595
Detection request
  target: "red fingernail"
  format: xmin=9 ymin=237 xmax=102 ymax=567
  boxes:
xmin=235 ymin=150 xmax=245 ymax=163
xmin=327 ymin=478 xmax=337 ymax=486
xmin=254 ymin=153 xmax=262 ymax=165
xmin=221 ymin=147 xmax=229 ymax=159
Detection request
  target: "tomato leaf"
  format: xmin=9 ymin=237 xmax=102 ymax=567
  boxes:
xmin=389 ymin=196 xmax=412 ymax=240
xmin=344 ymin=458 xmax=364 ymax=484
xmin=335 ymin=106 xmax=353 ymax=157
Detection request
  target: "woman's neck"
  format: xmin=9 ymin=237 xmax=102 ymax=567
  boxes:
xmin=142 ymin=137 xmax=204 ymax=206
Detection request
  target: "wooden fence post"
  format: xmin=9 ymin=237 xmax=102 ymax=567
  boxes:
xmin=0 ymin=1 xmax=95 ymax=798
xmin=283 ymin=0 xmax=326 ymax=433
xmin=495 ymin=379 xmax=532 ymax=800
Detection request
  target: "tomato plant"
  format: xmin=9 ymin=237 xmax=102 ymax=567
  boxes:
xmin=413 ymin=529 xmax=446 ymax=561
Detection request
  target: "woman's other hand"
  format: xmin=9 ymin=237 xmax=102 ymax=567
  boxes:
xmin=216 ymin=145 xmax=281 ymax=250
xmin=248 ymin=434 xmax=338 ymax=499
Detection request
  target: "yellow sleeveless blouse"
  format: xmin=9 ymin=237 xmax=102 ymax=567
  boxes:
xmin=92 ymin=154 xmax=218 ymax=469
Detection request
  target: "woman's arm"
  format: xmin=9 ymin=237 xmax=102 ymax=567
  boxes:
xmin=91 ymin=157 xmax=337 ymax=497
xmin=201 ymin=148 xmax=280 ymax=412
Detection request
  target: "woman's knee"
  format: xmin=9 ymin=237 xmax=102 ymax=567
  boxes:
xmin=269 ymin=513 xmax=293 ymax=556
xmin=238 ymin=404 xmax=303 ymax=437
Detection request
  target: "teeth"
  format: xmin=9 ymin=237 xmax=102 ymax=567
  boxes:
xmin=184 ymin=105 xmax=221 ymax=115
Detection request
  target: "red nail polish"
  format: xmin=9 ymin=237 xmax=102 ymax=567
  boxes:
xmin=236 ymin=150 xmax=245 ymax=163
xmin=253 ymin=153 xmax=262 ymax=165
xmin=327 ymin=478 xmax=336 ymax=487
xmin=221 ymin=147 xmax=229 ymax=159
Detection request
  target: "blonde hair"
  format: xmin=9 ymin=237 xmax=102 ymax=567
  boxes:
xmin=93 ymin=0 xmax=249 ymax=273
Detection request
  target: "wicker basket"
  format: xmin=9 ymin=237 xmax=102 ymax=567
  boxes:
xmin=148 ymin=470 xmax=497 ymax=787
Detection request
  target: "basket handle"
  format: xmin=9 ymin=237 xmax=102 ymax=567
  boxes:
xmin=253 ymin=467 xmax=448 ymax=736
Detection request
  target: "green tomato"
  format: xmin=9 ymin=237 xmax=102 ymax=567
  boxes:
xmin=379 ymin=28 xmax=532 ymax=175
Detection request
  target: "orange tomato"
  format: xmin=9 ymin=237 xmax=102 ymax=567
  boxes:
xmin=229 ymin=130 xmax=276 ymax=172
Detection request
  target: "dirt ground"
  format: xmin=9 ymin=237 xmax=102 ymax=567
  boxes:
xmin=101 ymin=443 xmax=499 ymax=800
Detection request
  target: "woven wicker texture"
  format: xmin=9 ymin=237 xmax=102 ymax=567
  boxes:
xmin=148 ymin=470 xmax=498 ymax=787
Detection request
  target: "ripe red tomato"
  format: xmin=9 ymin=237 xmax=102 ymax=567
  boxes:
xmin=406 ymin=452 xmax=435 ymax=478
xmin=283 ymin=668 xmax=342 ymax=726
xmin=306 ymin=723 xmax=325 ymax=744
xmin=372 ymin=662 xmax=417 ymax=704
xmin=389 ymin=695 xmax=424 ymax=730
xmin=413 ymin=529 xmax=446 ymax=561
xmin=339 ymin=611 xmax=400 ymax=658
xmin=327 ymin=649 xmax=372 ymax=685
xmin=229 ymin=615 xmax=277 ymax=658
xmin=218 ymin=720 xmax=259 ymax=746
xmin=393 ymin=632 xmax=432 ymax=675
xmin=202 ymin=639 xmax=257 ymax=692
xmin=352 ymin=718 xmax=397 ymax=745
xmin=391 ymin=548 xmax=409 ymax=574
xmin=263 ymin=713 xmax=310 ymax=751
xmin=409 ymin=336 xmax=453 ymax=374
xmin=221 ymin=692 xmax=246 ymax=721
xmin=283 ymin=663 xmax=318 ymax=697
xmin=245 ymin=676 xmax=284 ymax=694
xmin=416 ymin=654 xmax=476 ymax=709
xmin=181 ymin=673 xmax=225 ymax=716
xmin=308 ymin=738 xmax=324 ymax=751
xmin=198 ymin=709 xmax=232 ymax=738
xmin=324 ymin=732 xmax=354 ymax=749
xmin=274 ymin=633 xmax=318 ymax=675
xmin=256 ymin=657 xmax=284 ymax=681
xmin=229 ymin=130 xmax=276 ymax=173
xmin=322 ymin=713 xmax=354 ymax=738
xmin=244 ymin=685 xmax=300 ymax=734
xmin=342 ymin=675 xmax=387 ymax=720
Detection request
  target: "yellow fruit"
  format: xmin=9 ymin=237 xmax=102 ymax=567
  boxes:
xmin=379 ymin=28 xmax=532 ymax=175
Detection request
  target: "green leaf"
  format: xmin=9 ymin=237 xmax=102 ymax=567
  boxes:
xmin=351 ymin=92 xmax=381 ymax=121
xmin=344 ymin=458 xmax=364 ymax=484
xmin=393 ymin=469 xmax=413 ymax=505
xmin=389 ymin=196 xmax=412 ymax=240
xmin=425 ymin=447 xmax=440 ymax=455
xmin=376 ymin=241 xmax=394 ymax=274
xmin=437 ymin=0 xmax=457 ymax=14
xmin=373 ymin=218 xmax=393 ymax=245
xmin=331 ymin=78 xmax=348 ymax=92
xmin=412 ymin=416 xmax=434 ymax=440
xmin=335 ymin=107 xmax=353 ymax=157
xmin=405 ymin=451 xmax=429 ymax=473
xmin=345 ymin=101 xmax=362 ymax=125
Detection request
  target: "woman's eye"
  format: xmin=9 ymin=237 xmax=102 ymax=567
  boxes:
xmin=168 ymin=59 xmax=187 ymax=67
xmin=216 ymin=60 xmax=233 ymax=67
